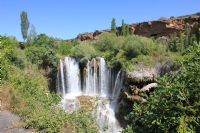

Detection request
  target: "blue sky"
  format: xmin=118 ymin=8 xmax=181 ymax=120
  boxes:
xmin=0 ymin=0 xmax=200 ymax=41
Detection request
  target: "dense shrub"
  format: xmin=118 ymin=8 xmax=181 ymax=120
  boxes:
xmin=25 ymin=46 xmax=57 ymax=68
xmin=25 ymin=34 xmax=57 ymax=68
xmin=96 ymin=33 xmax=124 ymax=52
xmin=167 ymin=26 xmax=198 ymax=52
xmin=0 ymin=36 xmax=18 ymax=81
xmin=56 ymin=41 xmax=75 ymax=56
xmin=0 ymin=36 xmax=17 ymax=61
xmin=0 ymin=35 xmax=98 ymax=132
xmin=70 ymin=43 xmax=98 ymax=63
xmin=124 ymin=44 xmax=200 ymax=133
xmin=8 ymin=65 xmax=64 ymax=133
xmin=95 ymin=33 xmax=167 ymax=70
xmin=122 ymin=36 xmax=164 ymax=58
xmin=67 ymin=111 xmax=98 ymax=133
xmin=25 ymin=34 xmax=58 ymax=91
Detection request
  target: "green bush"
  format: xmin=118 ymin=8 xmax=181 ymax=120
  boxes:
xmin=56 ymin=41 xmax=76 ymax=56
xmin=70 ymin=43 xmax=98 ymax=63
xmin=67 ymin=111 xmax=98 ymax=133
xmin=25 ymin=46 xmax=57 ymax=68
xmin=33 ymin=34 xmax=55 ymax=48
xmin=0 ymin=35 xmax=98 ymax=133
xmin=96 ymin=33 xmax=124 ymax=52
xmin=0 ymin=36 xmax=17 ymax=61
xmin=0 ymin=36 xmax=18 ymax=81
xmin=94 ymin=33 xmax=167 ymax=70
xmin=125 ymin=44 xmax=200 ymax=133
xmin=25 ymin=34 xmax=57 ymax=68
xmin=8 ymin=65 xmax=66 ymax=133
xmin=0 ymin=60 xmax=9 ymax=81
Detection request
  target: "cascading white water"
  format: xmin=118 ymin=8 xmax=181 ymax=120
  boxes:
xmin=59 ymin=59 xmax=66 ymax=95
xmin=99 ymin=58 xmax=110 ymax=97
xmin=112 ymin=70 xmax=124 ymax=100
xmin=64 ymin=57 xmax=81 ymax=95
xmin=58 ymin=57 xmax=82 ymax=111
xmin=96 ymin=69 xmax=124 ymax=133
xmin=96 ymin=99 xmax=122 ymax=133
xmin=57 ymin=57 xmax=124 ymax=132
xmin=84 ymin=57 xmax=110 ymax=96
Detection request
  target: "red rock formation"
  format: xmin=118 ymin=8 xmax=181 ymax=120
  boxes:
xmin=75 ymin=14 xmax=200 ymax=42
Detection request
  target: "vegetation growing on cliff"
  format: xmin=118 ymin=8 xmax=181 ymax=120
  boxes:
xmin=0 ymin=36 xmax=98 ymax=133
xmin=124 ymin=43 xmax=200 ymax=133
xmin=57 ymin=33 xmax=173 ymax=71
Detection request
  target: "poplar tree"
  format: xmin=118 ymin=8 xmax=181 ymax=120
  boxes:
xmin=196 ymin=18 xmax=200 ymax=44
xmin=121 ymin=19 xmax=126 ymax=36
xmin=20 ymin=11 xmax=30 ymax=41
xmin=111 ymin=18 xmax=117 ymax=34
xmin=125 ymin=25 xmax=130 ymax=36
xmin=27 ymin=25 xmax=37 ymax=42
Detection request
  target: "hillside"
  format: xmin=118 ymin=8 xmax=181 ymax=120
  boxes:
xmin=76 ymin=13 xmax=200 ymax=42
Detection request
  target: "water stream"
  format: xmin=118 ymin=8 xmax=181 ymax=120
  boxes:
xmin=57 ymin=57 xmax=124 ymax=132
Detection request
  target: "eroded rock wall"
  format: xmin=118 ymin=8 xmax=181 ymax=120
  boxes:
xmin=76 ymin=14 xmax=200 ymax=43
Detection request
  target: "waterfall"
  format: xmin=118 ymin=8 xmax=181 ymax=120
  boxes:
xmin=99 ymin=58 xmax=109 ymax=97
xmin=64 ymin=57 xmax=81 ymax=96
xmin=59 ymin=59 xmax=66 ymax=95
xmin=57 ymin=57 xmax=124 ymax=132
xmin=112 ymin=70 xmax=124 ymax=100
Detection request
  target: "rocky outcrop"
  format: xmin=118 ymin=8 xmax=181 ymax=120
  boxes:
xmin=132 ymin=15 xmax=199 ymax=37
xmin=116 ymin=60 xmax=177 ymax=125
xmin=76 ymin=30 xmax=111 ymax=42
xmin=76 ymin=14 xmax=200 ymax=42
xmin=126 ymin=60 xmax=176 ymax=84
xmin=126 ymin=68 xmax=157 ymax=83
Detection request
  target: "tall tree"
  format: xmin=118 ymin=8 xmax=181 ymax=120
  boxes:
xmin=196 ymin=18 xmax=200 ymax=44
xmin=125 ymin=25 xmax=130 ymax=36
xmin=184 ymin=24 xmax=191 ymax=48
xmin=20 ymin=11 xmax=30 ymax=41
xmin=121 ymin=19 xmax=126 ymax=36
xmin=111 ymin=18 xmax=117 ymax=34
xmin=27 ymin=25 xmax=37 ymax=42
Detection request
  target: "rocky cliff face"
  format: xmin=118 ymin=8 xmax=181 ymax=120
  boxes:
xmin=116 ymin=60 xmax=177 ymax=126
xmin=76 ymin=14 xmax=200 ymax=42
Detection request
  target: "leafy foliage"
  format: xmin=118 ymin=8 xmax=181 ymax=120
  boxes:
xmin=121 ymin=19 xmax=126 ymax=36
xmin=167 ymin=25 xmax=197 ymax=52
xmin=125 ymin=44 xmax=200 ymax=133
xmin=0 ymin=36 xmax=18 ymax=81
xmin=168 ymin=33 xmax=184 ymax=52
xmin=27 ymin=25 xmax=37 ymax=43
xmin=0 ymin=35 xmax=98 ymax=132
xmin=95 ymin=33 xmax=167 ymax=69
xmin=111 ymin=18 xmax=117 ymax=34
xmin=70 ymin=43 xmax=98 ymax=63
xmin=20 ymin=11 xmax=30 ymax=41
xmin=55 ymin=41 xmax=76 ymax=56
